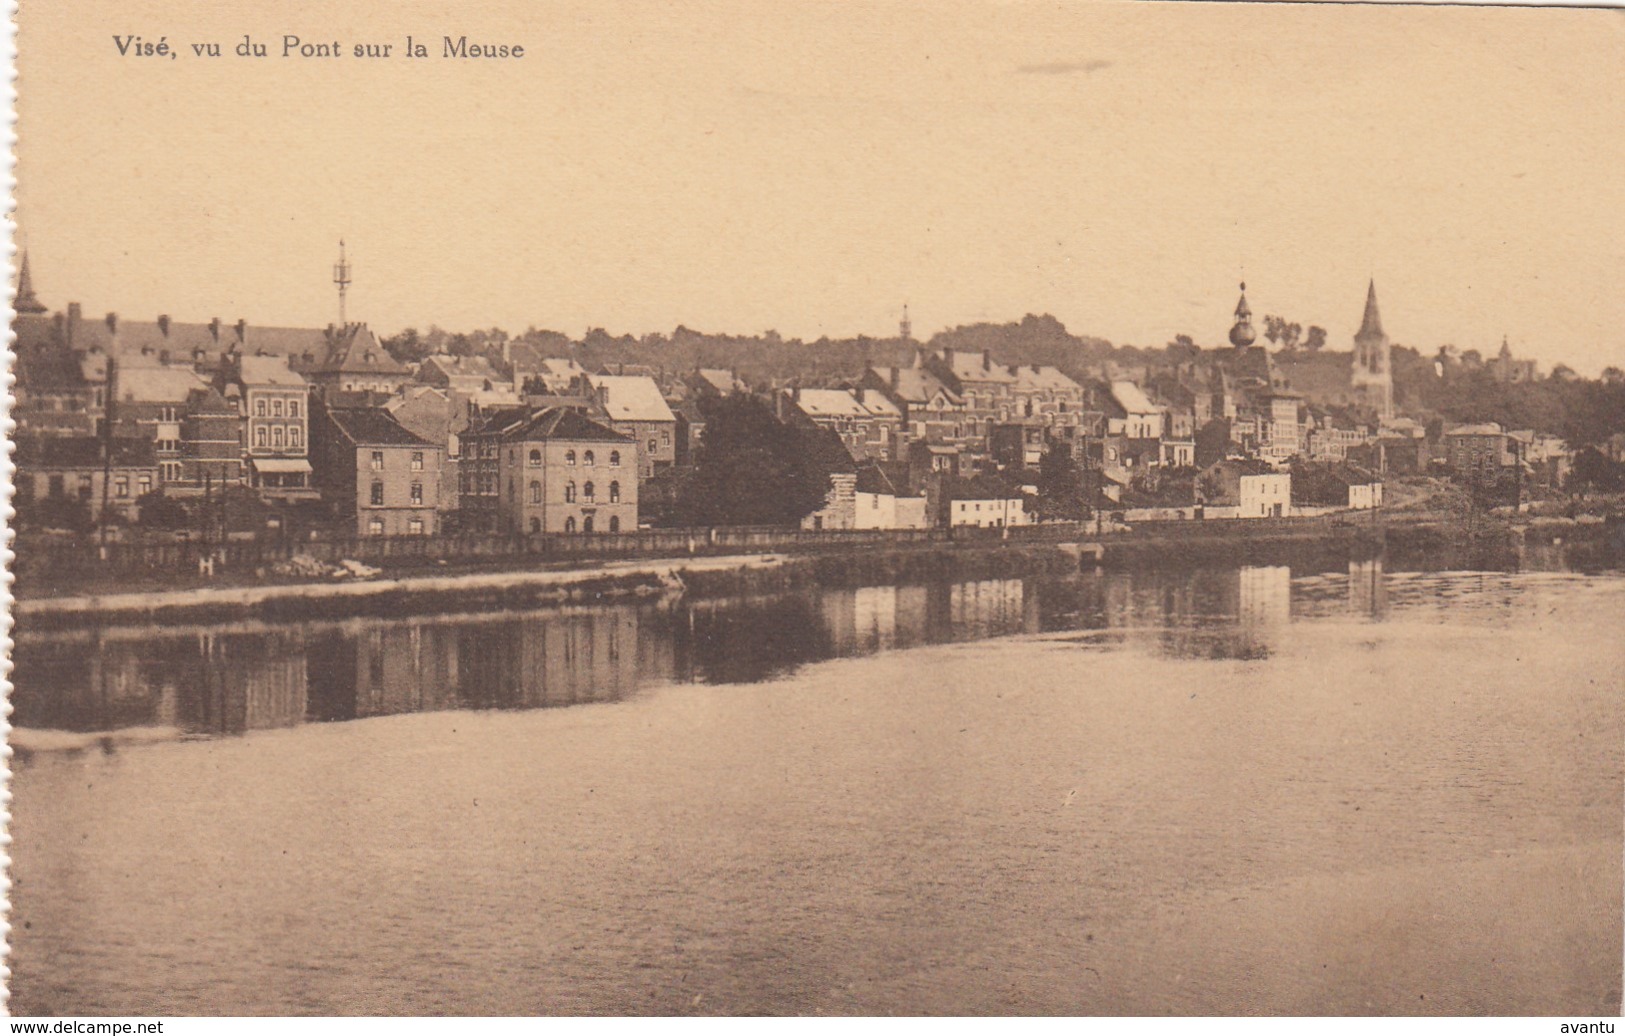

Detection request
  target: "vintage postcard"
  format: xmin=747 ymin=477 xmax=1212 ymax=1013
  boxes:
xmin=5 ymin=0 xmax=1623 ymax=1021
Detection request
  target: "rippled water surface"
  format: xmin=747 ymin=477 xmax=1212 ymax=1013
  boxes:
xmin=9 ymin=560 xmax=1623 ymax=1015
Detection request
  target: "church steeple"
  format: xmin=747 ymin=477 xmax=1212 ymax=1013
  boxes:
xmin=1356 ymin=278 xmax=1384 ymax=341
xmin=1351 ymin=279 xmax=1393 ymax=420
xmin=13 ymin=249 xmax=47 ymax=315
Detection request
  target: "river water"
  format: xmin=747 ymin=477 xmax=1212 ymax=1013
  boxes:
xmin=9 ymin=555 xmax=1623 ymax=1015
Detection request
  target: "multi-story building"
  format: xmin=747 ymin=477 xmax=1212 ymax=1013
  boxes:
xmin=1444 ymin=423 xmax=1520 ymax=488
xmin=224 ymin=354 xmax=314 ymax=497
xmin=12 ymin=436 xmax=159 ymax=522
xmin=1105 ymin=381 xmax=1163 ymax=440
xmin=923 ymin=348 xmax=1018 ymax=446
xmin=457 ymin=406 xmax=528 ymax=530
xmin=301 ymin=323 xmax=410 ymax=398
xmin=312 ymin=404 xmax=443 ymax=537
xmin=784 ymin=387 xmax=905 ymax=463
xmin=579 ymin=374 xmax=677 ymax=478
xmin=1008 ymin=364 xmax=1086 ymax=430
xmin=1200 ymin=459 xmax=1292 ymax=519
xmin=492 ymin=408 xmax=637 ymax=535
xmin=175 ymin=386 xmax=245 ymax=492
xmin=860 ymin=361 xmax=968 ymax=447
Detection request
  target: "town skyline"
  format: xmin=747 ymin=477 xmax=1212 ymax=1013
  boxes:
xmin=14 ymin=0 xmax=1625 ymax=374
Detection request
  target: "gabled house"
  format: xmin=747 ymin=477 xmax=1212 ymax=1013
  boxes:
xmin=493 ymin=408 xmax=638 ymax=535
xmin=312 ymin=403 xmax=443 ymax=537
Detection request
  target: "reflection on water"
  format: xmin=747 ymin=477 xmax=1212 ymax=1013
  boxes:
xmin=10 ymin=553 xmax=1623 ymax=1017
xmin=10 ymin=556 xmax=1556 ymax=741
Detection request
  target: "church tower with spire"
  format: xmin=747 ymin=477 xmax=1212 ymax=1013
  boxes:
xmin=13 ymin=249 xmax=48 ymax=316
xmin=1351 ymin=279 xmax=1393 ymax=420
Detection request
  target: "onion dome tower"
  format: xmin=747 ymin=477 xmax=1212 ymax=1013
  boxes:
xmin=1228 ymin=282 xmax=1256 ymax=348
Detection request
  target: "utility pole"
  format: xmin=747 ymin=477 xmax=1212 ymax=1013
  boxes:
xmin=98 ymin=356 xmax=118 ymax=561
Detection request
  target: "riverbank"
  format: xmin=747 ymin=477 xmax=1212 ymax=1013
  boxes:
xmin=14 ymin=514 xmax=1618 ymax=629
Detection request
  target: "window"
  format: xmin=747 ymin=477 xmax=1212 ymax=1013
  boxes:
xmin=273 ymin=427 xmax=284 ymax=448
xmin=565 ymin=450 xmax=576 ymax=466
xmin=115 ymin=476 xmax=129 ymax=498
xmin=370 ymin=481 xmax=384 ymax=506
xmin=564 ymin=516 xmax=576 ymax=533
xmin=530 ymin=480 xmax=542 ymax=504
xmin=273 ymin=399 xmax=284 ymax=417
xmin=161 ymin=461 xmax=182 ymax=482
xmin=290 ymin=427 xmax=302 ymax=448
xmin=609 ymin=450 xmax=620 ymax=467
xmin=411 ymin=451 xmax=424 ymax=471
xmin=49 ymin=475 xmax=65 ymax=498
xmin=584 ymin=450 xmax=595 ymax=466
xmin=530 ymin=517 xmax=541 ymax=533
xmin=608 ymin=480 xmax=620 ymax=503
xmin=648 ymin=439 xmax=657 ymax=454
xmin=408 ymin=518 xmax=424 ymax=535
xmin=370 ymin=451 xmax=384 ymax=471
xmin=582 ymin=515 xmax=594 ymax=534
xmin=609 ymin=516 xmax=620 ymax=533
xmin=583 ymin=481 xmax=595 ymax=502
xmin=564 ymin=481 xmax=576 ymax=503
xmin=138 ymin=475 xmax=152 ymax=496
xmin=256 ymin=428 xmax=268 ymax=447
xmin=289 ymin=400 xmax=300 ymax=418
xmin=410 ymin=482 xmax=423 ymax=505
xmin=255 ymin=400 xmax=267 ymax=417
xmin=661 ymin=430 xmax=670 ymax=446
xmin=368 ymin=518 xmax=384 ymax=536
xmin=528 ymin=449 xmax=542 ymax=467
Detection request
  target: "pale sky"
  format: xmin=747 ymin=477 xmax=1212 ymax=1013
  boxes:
xmin=14 ymin=0 xmax=1625 ymax=372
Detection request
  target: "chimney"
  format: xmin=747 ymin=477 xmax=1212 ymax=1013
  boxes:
xmin=210 ymin=317 xmax=222 ymax=342
xmin=982 ymin=350 xmax=991 ymax=371
xmin=157 ymin=314 xmax=171 ymax=336
xmin=105 ymin=312 xmax=119 ymax=334
xmin=236 ymin=318 xmax=247 ymax=343
xmin=66 ymin=302 xmax=81 ymax=346
xmin=890 ymin=367 xmax=900 ymax=390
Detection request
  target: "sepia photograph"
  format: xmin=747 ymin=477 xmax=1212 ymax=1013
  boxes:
xmin=5 ymin=0 xmax=1624 ymax=1020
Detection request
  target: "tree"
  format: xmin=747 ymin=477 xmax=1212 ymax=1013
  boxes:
xmin=16 ymin=492 xmax=92 ymax=533
xmin=672 ymin=394 xmax=835 ymax=526
xmin=380 ymin=327 xmax=430 ymax=365
xmin=1262 ymin=315 xmax=1285 ymax=347
xmin=1304 ymin=325 xmax=1326 ymax=352
xmin=135 ymin=490 xmax=190 ymax=530
xmin=1280 ymin=322 xmax=1302 ymax=352
xmin=1602 ymin=367 xmax=1625 ymax=387
xmin=1034 ymin=445 xmax=1086 ymax=520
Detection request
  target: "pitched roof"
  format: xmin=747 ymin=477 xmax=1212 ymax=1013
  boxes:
xmin=501 ymin=407 xmax=633 ymax=444
xmin=1109 ymin=380 xmax=1160 ymax=415
xmin=1010 ymin=365 xmax=1081 ymax=393
xmin=1445 ymin=422 xmax=1506 ymax=438
xmin=238 ymin=353 xmax=307 ymax=387
xmin=871 ymin=365 xmax=963 ymax=406
xmin=794 ymin=388 xmax=872 ymax=419
xmin=941 ymin=349 xmax=1017 ymax=385
xmin=115 ymin=364 xmax=208 ymax=404
xmin=854 ymin=464 xmax=898 ymax=496
xmin=315 ymin=324 xmax=407 ymax=376
xmin=693 ymin=368 xmax=746 ymax=395
xmin=853 ymin=388 xmax=902 ymax=418
xmin=326 ymin=406 xmax=435 ymax=448
xmin=590 ymin=374 xmax=676 ymax=423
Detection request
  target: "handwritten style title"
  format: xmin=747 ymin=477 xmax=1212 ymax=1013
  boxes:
xmin=112 ymin=35 xmax=526 ymax=60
